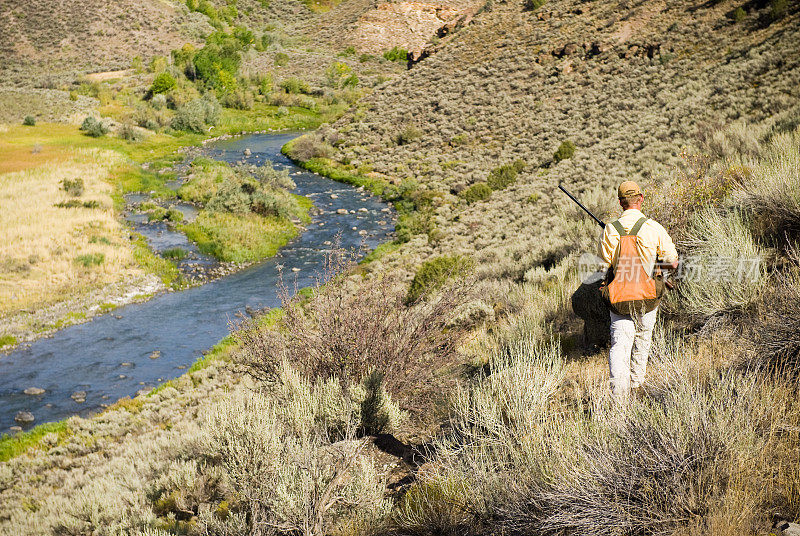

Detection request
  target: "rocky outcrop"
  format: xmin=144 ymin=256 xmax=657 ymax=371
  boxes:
xmin=351 ymin=0 xmax=484 ymax=60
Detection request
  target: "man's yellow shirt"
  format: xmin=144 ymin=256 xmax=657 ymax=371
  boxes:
xmin=598 ymin=209 xmax=678 ymax=275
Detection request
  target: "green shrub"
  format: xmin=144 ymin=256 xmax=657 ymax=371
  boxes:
xmin=407 ymin=255 xmax=471 ymax=303
xmin=325 ymin=61 xmax=354 ymax=89
xmin=165 ymin=84 xmax=200 ymax=109
xmin=279 ymin=77 xmax=310 ymax=94
xmin=553 ymin=140 xmax=576 ymax=163
xmin=771 ymin=0 xmax=787 ymax=21
xmin=450 ymin=134 xmax=469 ymax=146
xmin=0 ymin=334 xmax=17 ymax=348
xmin=171 ymin=95 xmax=221 ymax=133
xmin=257 ymin=73 xmax=273 ymax=95
xmin=22 ymin=115 xmax=35 ymax=126
xmin=61 ymin=178 xmax=84 ymax=197
xmin=80 ymin=116 xmax=109 ymax=137
xmin=523 ymin=0 xmax=546 ymax=11
xmin=222 ymin=88 xmax=254 ymax=110
xmin=395 ymin=209 xmax=437 ymax=243
xmin=171 ymin=43 xmax=195 ymax=72
xmin=162 ymin=247 xmax=188 ymax=260
xmin=118 ymin=123 xmax=143 ymax=142
xmin=150 ymin=72 xmax=176 ymax=95
xmin=392 ymin=479 xmax=472 ymax=534
xmin=734 ymin=127 xmax=800 ymax=237
xmin=659 ymin=52 xmax=675 ymax=65
xmin=396 ymin=126 xmax=423 ymax=145
xmin=166 ymin=208 xmax=184 ymax=222
xmin=425 ymin=336 xmax=788 ymax=536
xmin=149 ymin=56 xmax=168 ymax=73
xmin=147 ymin=206 xmax=168 ymax=221
xmin=358 ymin=370 xmax=391 ymax=435
xmin=131 ymin=55 xmax=144 ymax=73
xmin=283 ymin=134 xmax=334 ymax=161
xmin=383 ymin=46 xmax=408 ymax=62
xmin=732 ymin=6 xmax=746 ymax=22
xmin=274 ymin=52 xmax=290 ymax=66
xmin=75 ymin=253 xmax=105 ymax=268
xmin=55 ymin=200 xmax=99 ymax=209
xmin=667 ymin=209 xmax=764 ymax=321
xmin=459 ymin=182 xmax=492 ymax=203
xmin=487 ymin=160 xmax=525 ymax=190
xmin=192 ymin=31 xmax=244 ymax=90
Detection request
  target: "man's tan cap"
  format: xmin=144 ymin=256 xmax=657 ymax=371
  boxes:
xmin=618 ymin=180 xmax=642 ymax=198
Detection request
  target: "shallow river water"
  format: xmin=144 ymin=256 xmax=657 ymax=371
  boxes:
xmin=0 ymin=132 xmax=394 ymax=431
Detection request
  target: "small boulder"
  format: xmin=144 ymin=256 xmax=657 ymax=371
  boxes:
xmin=23 ymin=387 xmax=45 ymax=396
xmin=243 ymin=148 xmax=252 ymax=156
xmin=14 ymin=411 xmax=34 ymax=424
xmin=149 ymin=350 xmax=161 ymax=359
xmin=9 ymin=426 xmax=22 ymax=433
xmin=71 ymin=391 xmax=87 ymax=403
xmin=336 ymin=209 xmax=348 ymax=215
xmin=330 ymin=194 xmax=339 ymax=199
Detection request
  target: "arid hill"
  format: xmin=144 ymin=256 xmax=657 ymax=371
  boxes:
xmin=322 ymin=0 xmax=800 ymax=279
xmin=0 ymin=0 xmax=214 ymax=86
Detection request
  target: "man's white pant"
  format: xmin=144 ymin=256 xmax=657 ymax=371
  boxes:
xmin=609 ymin=307 xmax=658 ymax=399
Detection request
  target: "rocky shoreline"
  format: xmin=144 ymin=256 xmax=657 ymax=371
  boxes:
xmin=0 ymin=273 xmax=165 ymax=354
xmin=0 ymin=131 xmax=306 ymax=354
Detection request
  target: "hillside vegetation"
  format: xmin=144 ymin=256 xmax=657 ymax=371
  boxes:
xmin=0 ymin=0 xmax=209 ymax=87
xmin=1 ymin=0 xmax=799 ymax=535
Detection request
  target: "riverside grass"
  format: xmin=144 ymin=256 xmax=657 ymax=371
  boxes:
xmin=0 ymin=147 xmax=144 ymax=315
xmin=181 ymin=195 xmax=312 ymax=263
xmin=0 ymin=98 xmax=334 ymax=323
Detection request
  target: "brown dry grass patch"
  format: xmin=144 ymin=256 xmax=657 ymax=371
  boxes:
xmin=0 ymin=148 xmax=143 ymax=316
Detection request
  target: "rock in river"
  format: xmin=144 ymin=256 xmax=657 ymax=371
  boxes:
xmin=71 ymin=391 xmax=87 ymax=403
xmin=149 ymin=350 xmax=161 ymax=359
xmin=23 ymin=387 xmax=45 ymax=395
xmin=15 ymin=411 xmax=34 ymax=424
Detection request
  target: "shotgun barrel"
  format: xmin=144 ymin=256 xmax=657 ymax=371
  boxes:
xmin=558 ymin=184 xmax=605 ymax=229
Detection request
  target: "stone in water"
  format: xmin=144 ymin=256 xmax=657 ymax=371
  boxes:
xmin=15 ymin=411 xmax=34 ymax=424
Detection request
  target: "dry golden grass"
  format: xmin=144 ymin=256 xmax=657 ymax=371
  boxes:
xmin=0 ymin=148 xmax=143 ymax=315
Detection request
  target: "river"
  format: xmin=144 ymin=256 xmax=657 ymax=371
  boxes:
xmin=0 ymin=132 xmax=394 ymax=432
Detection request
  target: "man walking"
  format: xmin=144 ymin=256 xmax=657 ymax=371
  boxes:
xmin=598 ymin=181 xmax=679 ymax=399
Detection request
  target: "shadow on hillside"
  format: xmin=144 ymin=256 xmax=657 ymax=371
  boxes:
xmin=372 ymin=433 xmax=437 ymax=492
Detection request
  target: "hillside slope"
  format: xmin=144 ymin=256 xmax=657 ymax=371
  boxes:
xmin=324 ymin=0 xmax=800 ymax=279
xmin=0 ymin=0 xmax=213 ymax=87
